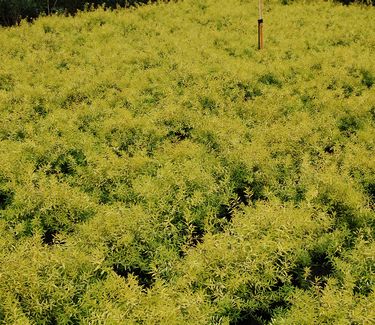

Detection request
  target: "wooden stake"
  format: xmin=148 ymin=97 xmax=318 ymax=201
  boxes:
xmin=258 ymin=0 xmax=264 ymax=50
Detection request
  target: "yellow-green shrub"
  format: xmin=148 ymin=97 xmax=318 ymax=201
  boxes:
xmin=0 ymin=0 xmax=374 ymax=323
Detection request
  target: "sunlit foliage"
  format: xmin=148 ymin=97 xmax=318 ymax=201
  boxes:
xmin=0 ymin=0 xmax=374 ymax=323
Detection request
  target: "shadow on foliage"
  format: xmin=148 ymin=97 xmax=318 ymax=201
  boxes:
xmin=166 ymin=125 xmax=193 ymax=142
xmin=215 ymin=164 xmax=267 ymax=231
xmin=0 ymin=188 xmax=14 ymax=210
xmin=258 ymin=73 xmax=282 ymax=88
xmin=42 ymin=229 xmax=58 ymax=245
xmin=233 ymin=165 xmax=267 ymax=205
xmin=354 ymin=277 xmax=374 ymax=297
xmin=33 ymin=104 xmax=48 ymax=117
xmin=237 ymin=82 xmax=262 ymax=102
xmin=0 ymin=73 xmax=15 ymax=91
xmin=365 ymin=182 xmax=375 ymax=204
xmin=290 ymin=251 xmax=335 ymax=290
xmin=361 ymin=69 xmax=375 ymax=88
xmin=223 ymin=80 xmax=262 ymax=102
xmin=324 ymin=145 xmax=335 ymax=154
xmin=217 ymin=203 xmax=234 ymax=224
xmin=36 ymin=149 xmax=87 ymax=176
xmin=215 ymin=181 xmax=266 ymax=234
xmin=338 ymin=115 xmax=362 ymax=137
xmin=199 ymin=96 xmax=218 ymax=113
xmin=230 ymin=300 xmax=290 ymax=325
xmin=325 ymin=198 xmax=361 ymax=232
xmin=112 ymin=264 xmax=154 ymax=289
xmin=189 ymin=222 xmax=205 ymax=248
xmin=42 ymin=229 xmax=66 ymax=245
xmin=62 ymin=91 xmax=91 ymax=108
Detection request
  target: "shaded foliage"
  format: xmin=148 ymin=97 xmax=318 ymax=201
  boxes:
xmin=0 ymin=0 xmax=153 ymax=26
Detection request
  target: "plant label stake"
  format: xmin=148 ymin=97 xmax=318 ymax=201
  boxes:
xmin=258 ymin=0 xmax=264 ymax=50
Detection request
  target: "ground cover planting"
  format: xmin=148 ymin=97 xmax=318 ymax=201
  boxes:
xmin=0 ymin=0 xmax=374 ymax=323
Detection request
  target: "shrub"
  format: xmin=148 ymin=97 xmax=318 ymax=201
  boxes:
xmin=0 ymin=0 xmax=374 ymax=323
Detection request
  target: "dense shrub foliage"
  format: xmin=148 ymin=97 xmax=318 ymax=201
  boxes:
xmin=0 ymin=0 xmax=374 ymax=323
xmin=1 ymin=0 xmax=375 ymax=26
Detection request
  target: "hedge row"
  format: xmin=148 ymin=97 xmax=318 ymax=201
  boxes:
xmin=1 ymin=0 xmax=374 ymax=26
